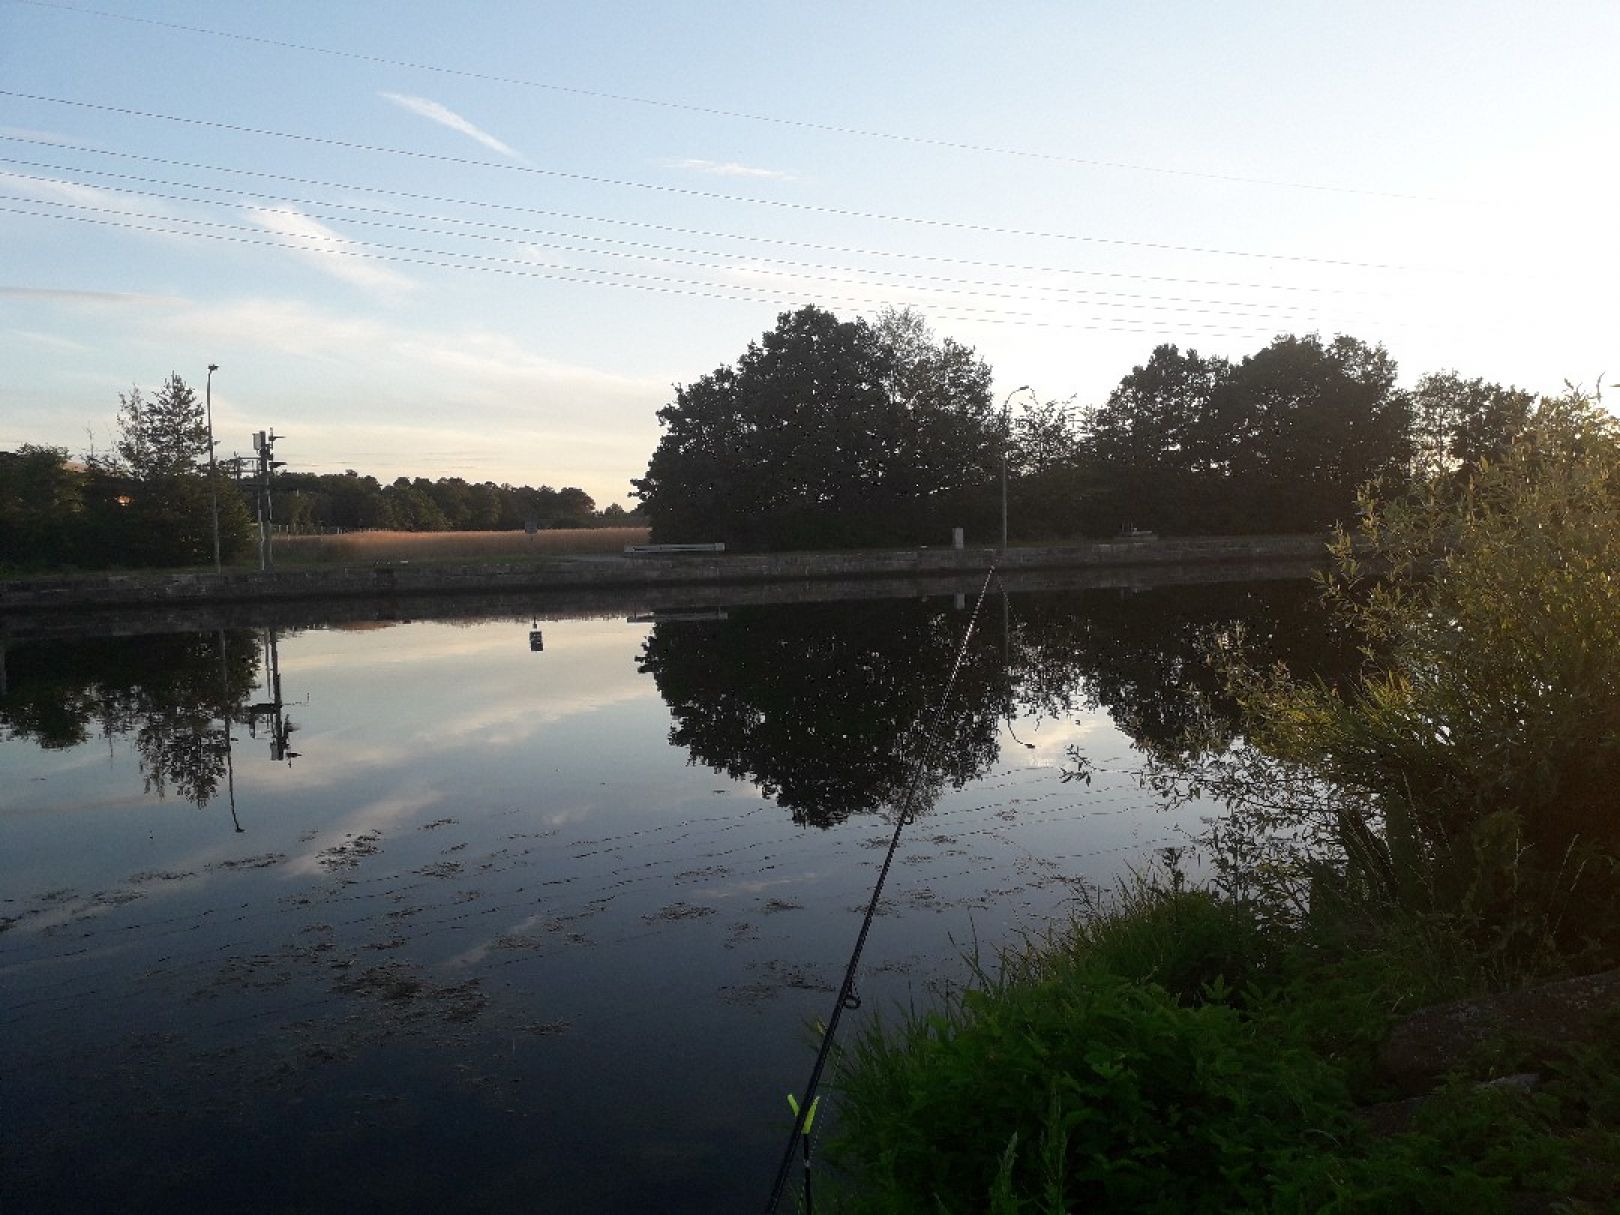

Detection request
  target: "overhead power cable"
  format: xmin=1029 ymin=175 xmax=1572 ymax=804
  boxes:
xmin=0 ymin=172 xmax=1374 ymax=324
xmin=0 ymin=139 xmax=1387 ymax=298
xmin=0 ymin=91 xmax=1438 ymax=273
xmin=0 ymin=203 xmax=1308 ymax=339
xmin=8 ymin=0 xmax=1445 ymax=204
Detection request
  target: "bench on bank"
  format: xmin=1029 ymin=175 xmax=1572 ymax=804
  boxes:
xmin=623 ymin=543 xmax=726 ymax=555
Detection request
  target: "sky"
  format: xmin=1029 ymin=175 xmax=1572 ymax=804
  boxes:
xmin=1 ymin=0 xmax=1616 ymax=509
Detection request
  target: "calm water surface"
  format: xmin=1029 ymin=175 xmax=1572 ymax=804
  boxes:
xmin=0 ymin=584 xmax=1338 ymax=1213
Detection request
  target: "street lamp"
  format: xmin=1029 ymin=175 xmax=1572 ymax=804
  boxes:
xmin=206 ymin=363 xmax=221 ymax=574
xmin=1001 ymin=384 xmax=1032 ymax=550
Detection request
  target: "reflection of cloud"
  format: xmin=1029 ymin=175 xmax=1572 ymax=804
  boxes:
xmin=699 ymin=871 xmax=819 ymax=898
xmin=660 ymin=157 xmax=795 ymax=181
xmin=282 ymin=787 xmax=445 ymax=876
xmin=380 ymin=92 xmax=525 ymax=161
xmin=445 ymin=911 xmax=544 ymax=968
xmin=245 ymin=206 xmax=415 ymax=293
xmin=431 ymin=680 xmax=647 ymax=751
xmin=255 ymin=623 xmax=654 ymax=797
xmin=1011 ymin=712 xmax=1116 ymax=767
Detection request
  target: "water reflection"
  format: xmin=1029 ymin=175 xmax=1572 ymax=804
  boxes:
xmin=0 ymin=627 xmax=309 ymax=811
xmin=1009 ymin=581 xmax=1361 ymax=756
xmin=638 ymin=582 xmax=1356 ymax=827
xmin=1 ymin=585 xmax=1353 ymax=822
xmin=639 ymin=598 xmax=1011 ymax=827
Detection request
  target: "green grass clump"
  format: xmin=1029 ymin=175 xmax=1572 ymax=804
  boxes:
xmin=825 ymin=887 xmax=1620 ymax=1214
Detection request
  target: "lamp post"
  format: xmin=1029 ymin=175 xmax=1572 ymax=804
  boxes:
xmin=1001 ymin=384 xmax=1031 ymax=550
xmin=205 ymin=363 xmax=221 ymax=574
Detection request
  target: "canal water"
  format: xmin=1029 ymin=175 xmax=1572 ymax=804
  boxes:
xmin=0 ymin=581 xmax=1341 ymax=1212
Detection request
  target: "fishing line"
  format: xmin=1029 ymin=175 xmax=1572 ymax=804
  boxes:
xmin=763 ymin=565 xmax=997 ymax=1214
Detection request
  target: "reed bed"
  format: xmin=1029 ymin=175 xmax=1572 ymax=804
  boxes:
xmin=273 ymin=527 xmax=649 ymax=565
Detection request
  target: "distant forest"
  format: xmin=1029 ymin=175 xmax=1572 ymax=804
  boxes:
xmin=264 ymin=470 xmax=641 ymax=533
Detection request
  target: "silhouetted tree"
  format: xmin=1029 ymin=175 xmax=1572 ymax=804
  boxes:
xmin=1085 ymin=345 xmax=1230 ymax=532
xmin=0 ymin=445 xmax=85 ymax=567
xmin=83 ymin=373 xmax=254 ymax=567
xmin=634 ymin=306 xmax=999 ymax=549
xmin=1082 ymin=335 xmax=1410 ymax=535
xmin=1409 ymin=371 xmax=1535 ymax=483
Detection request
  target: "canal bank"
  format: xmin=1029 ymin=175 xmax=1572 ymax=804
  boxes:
xmin=0 ymin=534 xmax=1328 ymax=622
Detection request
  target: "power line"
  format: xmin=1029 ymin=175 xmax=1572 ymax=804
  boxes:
xmin=7 ymin=0 xmax=1448 ymax=204
xmin=0 ymin=91 xmax=1441 ymax=273
xmin=0 ymin=139 xmax=1390 ymax=297
xmin=0 ymin=174 xmax=1374 ymax=325
xmin=0 ymin=203 xmax=1313 ymax=339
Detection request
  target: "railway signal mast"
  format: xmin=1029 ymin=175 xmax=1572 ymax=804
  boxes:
xmin=251 ymin=429 xmax=286 ymax=571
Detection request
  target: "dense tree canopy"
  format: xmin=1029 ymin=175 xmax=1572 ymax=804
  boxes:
xmin=0 ymin=445 xmax=86 ymax=567
xmin=636 ymin=313 xmax=1530 ymax=547
xmin=634 ymin=305 xmax=1000 ymax=548
xmin=1083 ymin=335 xmax=1412 ymax=534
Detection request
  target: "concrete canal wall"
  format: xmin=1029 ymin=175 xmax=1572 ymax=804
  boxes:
xmin=0 ymin=534 xmax=1329 ymax=623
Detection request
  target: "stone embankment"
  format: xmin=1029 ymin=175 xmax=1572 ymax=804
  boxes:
xmin=0 ymin=534 xmax=1327 ymax=624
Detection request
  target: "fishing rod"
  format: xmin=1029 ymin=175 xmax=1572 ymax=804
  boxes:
xmin=764 ymin=566 xmax=998 ymax=1214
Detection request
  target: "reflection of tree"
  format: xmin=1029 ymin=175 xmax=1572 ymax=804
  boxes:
xmin=638 ymin=600 xmax=1010 ymax=827
xmin=0 ymin=632 xmax=260 ymax=805
xmin=642 ymin=584 xmax=1355 ymax=826
xmin=1009 ymin=582 xmax=1357 ymax=757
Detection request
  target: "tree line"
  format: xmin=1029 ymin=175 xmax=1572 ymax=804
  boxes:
xmin=0 ymin=373 xmax=639 ymax=572
xmin=266 ymin=470 xmax=626 ymax=535
xmin=635 ymin=305 xmax=1541 ymax=548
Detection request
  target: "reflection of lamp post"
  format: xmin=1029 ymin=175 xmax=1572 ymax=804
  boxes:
xmin=1001 ymin=384 xmax=1031 ymax=550
xmin=205 ymin=363 xmax=221 ymax=574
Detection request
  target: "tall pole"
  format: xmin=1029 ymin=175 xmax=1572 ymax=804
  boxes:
xmin=1001 ymin=384 xmax=1030 ymax=551
xmin=206 ymin=363 xmax=221 ymax=574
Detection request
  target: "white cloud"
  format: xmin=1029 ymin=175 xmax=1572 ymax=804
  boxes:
xmin=0 ymin=286 xmax=186 ymax=307
xmin=6 ymin=328 xmax=90 ymax=352
xmin=379 ymin=91 xmax=526 ymax=161
xmin=0 ymin=171 xmax=162 ymax=216
xmin=659 ymin=157 xmax=795 ymax=181
xmin=244 ymin=206 xmax=416 ymax=294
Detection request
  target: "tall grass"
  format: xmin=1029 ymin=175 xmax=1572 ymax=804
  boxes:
xmin=825 ymin=881 xmax=1620 ymax=1212
xmin=271 ymin=527 xmax=649 ymax=565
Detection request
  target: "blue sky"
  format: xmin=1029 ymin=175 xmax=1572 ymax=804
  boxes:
xmin=2 ymin=0 xmax=1615 ymax=508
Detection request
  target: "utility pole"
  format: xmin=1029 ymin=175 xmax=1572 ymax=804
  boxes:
xmin=1001 ymin=385 xmax=1031 ymax=551
xmin=251 ymin=429 xmax=285 ymax=571
xmin=205 ymin=364 xmax=221 ymax=574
